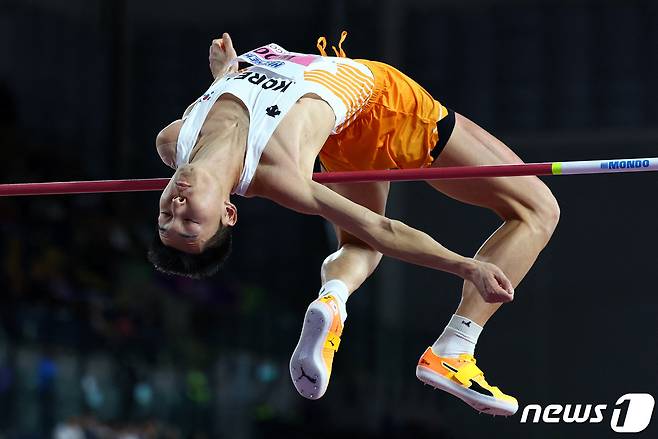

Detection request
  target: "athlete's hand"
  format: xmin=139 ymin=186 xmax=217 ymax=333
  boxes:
xmin=468 ymin=260 xmax=515 ymax=303
xmin=209 ymin=33 xmax=238 ymax=79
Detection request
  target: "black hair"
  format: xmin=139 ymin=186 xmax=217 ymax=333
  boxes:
xmin=147 ymin=225 xmax=233 ymax=279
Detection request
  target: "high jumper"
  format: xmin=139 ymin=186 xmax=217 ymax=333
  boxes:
xmin=2 ymin=32 xmax=656 ymax=416
xmin=142 ymin=31 xmax=622 ymax=416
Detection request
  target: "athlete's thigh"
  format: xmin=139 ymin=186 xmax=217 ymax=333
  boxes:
xmin=428 ymin=113 xmax=554 ymax=219
xmin=324 ymin=179 xmax=390 ymax=247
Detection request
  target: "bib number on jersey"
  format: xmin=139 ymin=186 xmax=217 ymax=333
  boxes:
xmin=237 ymin=43 xmax=320 ymax=80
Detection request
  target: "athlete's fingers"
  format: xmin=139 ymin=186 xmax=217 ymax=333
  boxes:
xmin=496 ymin=270 xmax=514 ymax=295
xmin=210 ymin=38 xmax=225 ymax=53
xmin=222 ymin=33 xmax=234 ymax=53
xmin=488 ymin=276 xmax=514 ymax=303
xmin=483 ymin=278 xmax=496 ymax=303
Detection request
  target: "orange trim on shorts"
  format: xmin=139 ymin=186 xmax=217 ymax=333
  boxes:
xmin=319 ymin=59 xmax=446 ymax=172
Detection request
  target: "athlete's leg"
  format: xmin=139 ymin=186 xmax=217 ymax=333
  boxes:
xmin=415 ymin=113 xmax=559 ymax=416
xmin=290 ymin=180 xmax=389 ymax=399
xmin=428 ymin=113 xmax=560 ymax=325
xmin=320 ymin=180 xmax=389 ymax=293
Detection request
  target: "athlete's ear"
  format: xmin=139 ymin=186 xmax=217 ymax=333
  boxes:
xmin=224 ymin=200 xmax=238 ymax=226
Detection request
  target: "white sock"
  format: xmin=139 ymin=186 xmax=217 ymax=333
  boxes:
xmin=431 ymin=314 xmax=483 ymax=358
xmin=318 ymin=279 xmax=349 ymax=324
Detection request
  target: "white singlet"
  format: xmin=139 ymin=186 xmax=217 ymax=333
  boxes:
xmin=176 ymin=43 xmax=375 ymax=196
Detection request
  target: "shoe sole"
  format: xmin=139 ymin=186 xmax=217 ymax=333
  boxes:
xmin=289 ymin=301 xmax=333 ymax=400
xmin=416 ymin=366 xmax=518 ymax=416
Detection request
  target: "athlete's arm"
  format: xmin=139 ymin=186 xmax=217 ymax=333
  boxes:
xmin=156 ymin=35 xmax=239 ymax=168
xmin=180 ymin=33 xmax=238 ymax=120
xmin=264 ymin=175 xmax=515 ymax=303
xmin=209 ymin=33 xmax=238 ymax=80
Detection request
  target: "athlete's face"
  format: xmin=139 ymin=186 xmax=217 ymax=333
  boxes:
xmin=157 ymin=165 xmax=236 ymax=253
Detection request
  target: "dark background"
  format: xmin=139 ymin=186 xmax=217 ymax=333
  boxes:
xmin=0 ymin=0 xmax=657 ymax=438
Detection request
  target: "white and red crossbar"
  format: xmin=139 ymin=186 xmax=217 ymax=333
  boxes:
xmin=0 ymin=157 xmax=656 ymax=197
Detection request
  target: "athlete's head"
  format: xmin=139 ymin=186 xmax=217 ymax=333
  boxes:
xmin=148 ymin=125 xmax=237 ymax=278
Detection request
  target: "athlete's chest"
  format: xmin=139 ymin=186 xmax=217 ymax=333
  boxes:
xmin=259 ymin=96 xmax=334 ymax=173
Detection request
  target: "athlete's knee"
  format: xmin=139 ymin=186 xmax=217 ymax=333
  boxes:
xmin=496 ymin=179 xmax=560 ymax=243
xmin=527 ymin=183 xmax=560 ymax=242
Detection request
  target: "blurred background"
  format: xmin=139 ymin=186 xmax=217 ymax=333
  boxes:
xmin=0 ymin=0 xmax=657 ymax=438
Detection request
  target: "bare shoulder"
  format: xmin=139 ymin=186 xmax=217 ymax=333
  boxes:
xmin=155 ymin=120 xmax=182 ymax=169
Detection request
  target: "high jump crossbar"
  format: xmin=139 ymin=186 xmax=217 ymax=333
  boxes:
xmin=0 ymin=157 xmax=656 ymax=197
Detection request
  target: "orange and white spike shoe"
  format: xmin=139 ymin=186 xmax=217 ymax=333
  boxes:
xmin=289 ymin=295 xmax=343 ymax=400
xmin=416 ymin=347 xmax=518 ymax=416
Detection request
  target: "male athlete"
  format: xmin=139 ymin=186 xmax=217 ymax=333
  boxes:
xmin=149 ymin=33 xmax=560 ymax=416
